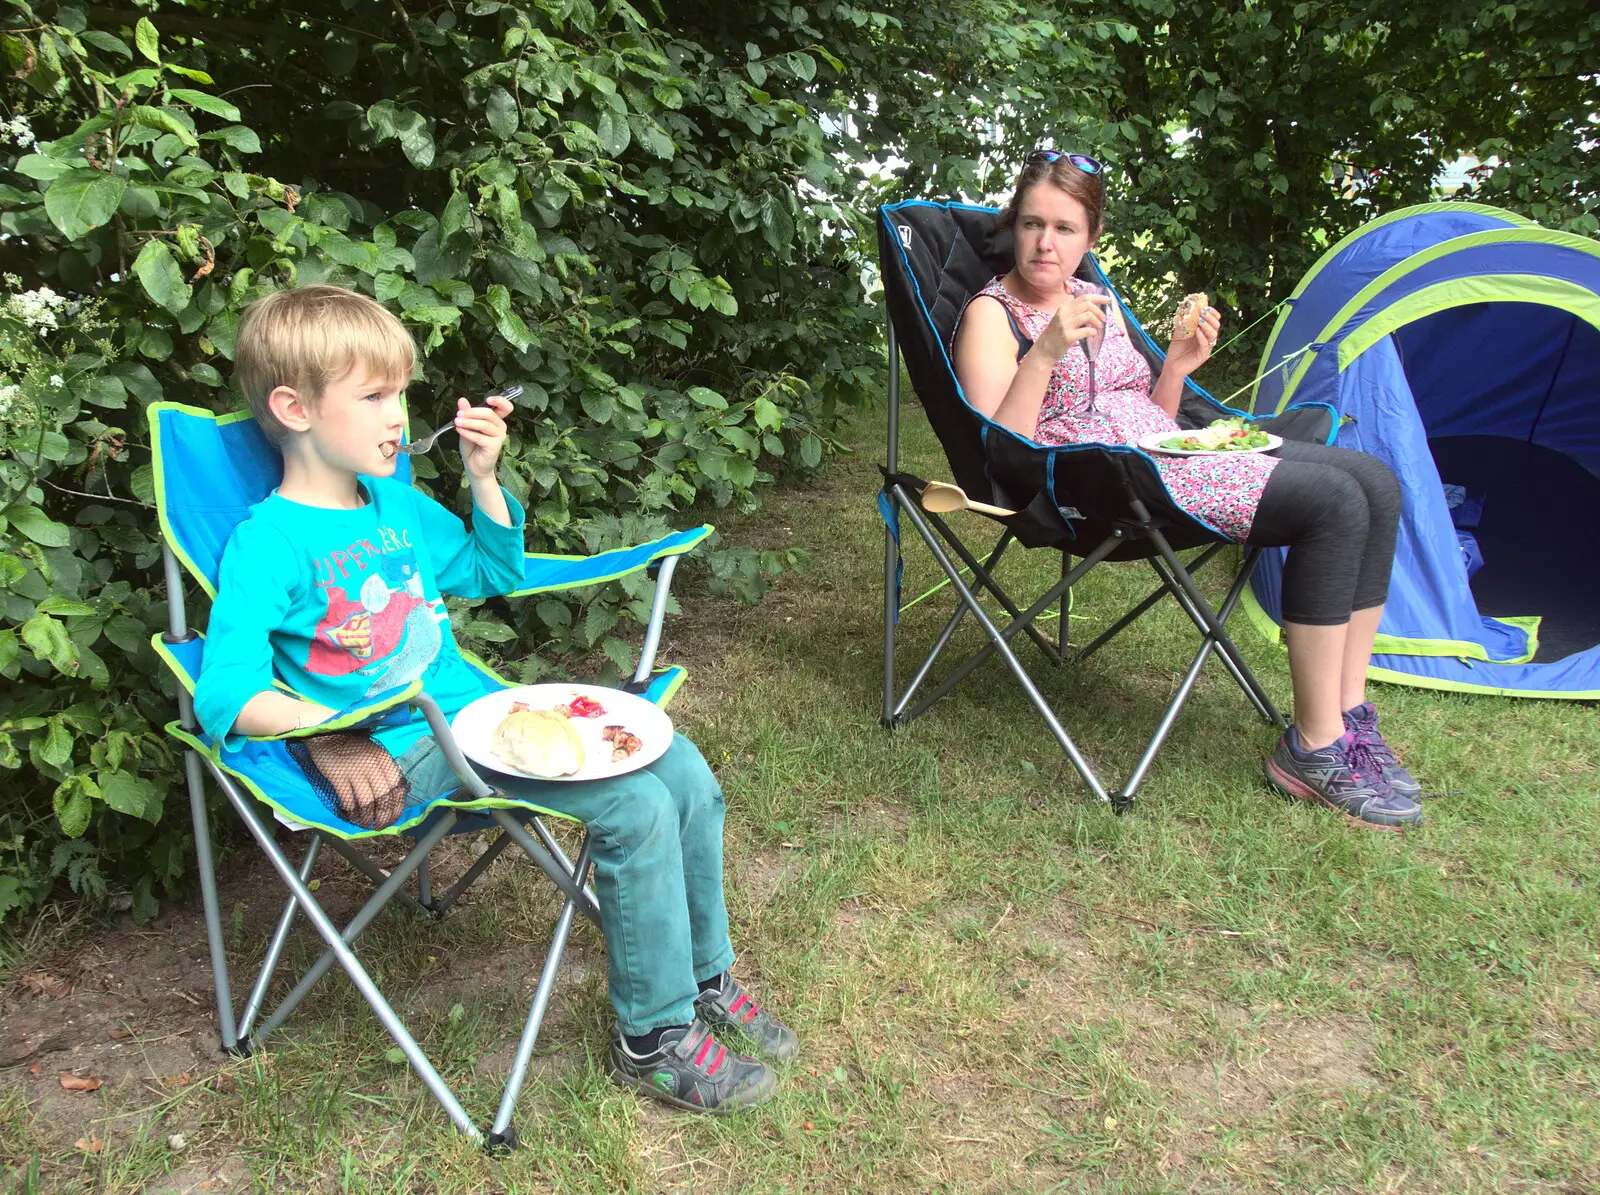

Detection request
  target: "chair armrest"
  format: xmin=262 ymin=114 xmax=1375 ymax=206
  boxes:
xmin=150 ymin=633 xmax=420 ymax=743
xmin=245 ymin=679 xmax=424 ymax=743
xmin=507 ymin=525 xmax=712 ymax=597
xmin=409 ymin=690 xmax=497 ymax=800
xmin=622 ymin=554 xmax=683 ymax=692
xmin=1258 ymin=402 xmax=1338 ymax=446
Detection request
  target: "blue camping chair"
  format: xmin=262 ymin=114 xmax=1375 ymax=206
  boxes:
xmin=147 ymin=400 xmax=710 ymax=1148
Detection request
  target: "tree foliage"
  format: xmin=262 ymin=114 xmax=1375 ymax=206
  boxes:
xmin=0 ymin=0 xmax=872 ymax=920
xmin=0 ymin=0 xmax=1592 ymax=921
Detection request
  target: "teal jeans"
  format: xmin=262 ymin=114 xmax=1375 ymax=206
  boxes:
xmin=397 ymin=732 xmax=734 ymax=1034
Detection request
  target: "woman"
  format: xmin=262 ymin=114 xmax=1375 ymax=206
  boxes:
xmin=953 ymin=150 xmax=1423 ymax=831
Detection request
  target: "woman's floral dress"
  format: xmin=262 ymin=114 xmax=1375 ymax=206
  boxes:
xmin=971 ymin=276 xmax=1276 ymax=540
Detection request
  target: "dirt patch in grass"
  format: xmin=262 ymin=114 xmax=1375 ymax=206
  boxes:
xmin=1161 ymin=1014 xmax=1378 ymax=1122
xmin=734 ymin=848 xmax=804 ymax=909
xmin=0 ymin=835 xmax=609 ymax=1181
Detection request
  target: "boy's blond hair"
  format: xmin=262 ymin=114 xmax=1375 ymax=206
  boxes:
xmin=235 ymin=285 xmax=415 ymax=442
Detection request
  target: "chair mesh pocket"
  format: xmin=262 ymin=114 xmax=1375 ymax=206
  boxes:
xmin=287 ymin=732 xmax=411 ymax=829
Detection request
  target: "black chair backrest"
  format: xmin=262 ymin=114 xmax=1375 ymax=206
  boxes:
xmin=877 ymin=201 xmax=1184 ymax=495
xmin=877 ymin=199 xmax=1260 ymax=554
xmin=878 ymin=201 xmax=1012 ymax=500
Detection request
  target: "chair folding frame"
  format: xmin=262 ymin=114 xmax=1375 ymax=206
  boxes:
xmin=880 ymin=330 xmax=1286 ymax=810
xmin=151 ymin=406 xmax=702 ymax=1150
xmin=875 ymin=201 xmax=1325 ymax=810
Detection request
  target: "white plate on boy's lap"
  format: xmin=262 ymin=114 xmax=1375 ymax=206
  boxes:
xmin=1138 ymin=430 xmax=1282 ymax=457
xmin=452 ymin=684 xmax=673 ymax=782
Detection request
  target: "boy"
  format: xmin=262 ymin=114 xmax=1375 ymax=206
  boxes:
xmin=195 ymin=285 xmax=796 ymax=1113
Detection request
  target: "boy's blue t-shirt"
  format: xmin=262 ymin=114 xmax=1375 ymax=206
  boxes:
xmin=194 ymin=475 xmax=526 ymax=755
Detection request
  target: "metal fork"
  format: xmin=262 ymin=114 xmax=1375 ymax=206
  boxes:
xmin=395 ymin=386 xmax=522 ymax=455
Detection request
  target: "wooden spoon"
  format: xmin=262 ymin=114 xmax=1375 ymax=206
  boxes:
xmin=920 ymin=480 xmax=1017 ymax=518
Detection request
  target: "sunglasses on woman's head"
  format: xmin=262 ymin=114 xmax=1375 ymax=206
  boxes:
xmin=1025 ymin=149 xmax=1103 ymax=175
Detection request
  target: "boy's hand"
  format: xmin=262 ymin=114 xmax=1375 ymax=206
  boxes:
xmin=304 ymin=734 xmax=408 ymax=830
xmin=456 ymin=391 xmax=514 ymax=480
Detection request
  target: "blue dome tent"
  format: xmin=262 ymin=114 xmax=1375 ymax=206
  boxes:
xmin=1247 ymin=202 xmax=1600 ymax=698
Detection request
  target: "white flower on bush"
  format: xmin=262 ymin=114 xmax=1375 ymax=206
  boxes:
xmin=0 ymin=115 xmax=35 ymax=149
xmin=49 ymin=373 xmax=64 ymax=388
xmin=3 ymin=286 xmax=69 ymax=333
xmin=0 ymin=382 xmax=20 ymax=422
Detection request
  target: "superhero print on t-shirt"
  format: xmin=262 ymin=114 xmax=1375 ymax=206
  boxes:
xmin=307 ymin=529 xmax=447 ymax=696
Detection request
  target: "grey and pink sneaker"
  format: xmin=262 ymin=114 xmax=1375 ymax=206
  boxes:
xmin=1343 ymin=702 xmax=1423 ymax=801
xmin=695 ymin=972 xmax=799 ymax=1062
xmin=1265 ymin=728 xmax=1424 ymax=832
xmin=609 ymin=1019 xmax=777 ymax=1115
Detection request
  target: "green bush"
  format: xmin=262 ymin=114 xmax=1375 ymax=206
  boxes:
xmin=3 ymin=0 xmax=1588 ymax=923
xmin=0 ymin=0 xmax=880 ymax=921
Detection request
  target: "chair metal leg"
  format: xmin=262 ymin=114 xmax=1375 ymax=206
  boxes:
xmin=890 ymin=529 xmax=1015 ymax=723
xmin=1212 ymin=551 xmax=1285 ymax=728
xmin=1147 ymin=538 xmax=1285 ymax=728
xmin=429 ymin=830 xmax=515 ymax=916
xmin=183 ymin=749 xmax=239 ymax=1053
xmin=883 ymin=518 xmax=900 ymax=728
xmin=924 ymin=515 xmax=1062 ymax=665
xmin=529 ymin=816 xmax=599 ymax=909
xmin=883 ymin=316 xmax=902 ymax=728
xmin=417 ymin=851 xmax=431 ymax=909
xmin=1143 ymin=555 xmax=1265 ymax=721
xmin=1152 ymin=553 xmax=1275 ymax=725
xmin=1076 ymin=542 xmax=1229 ymax=663
xmin=491 ymin=811 xmax=601 ymax=925
xmin=1115 ymin=549 xmax=1283 ymax=808
xmin=901 ymin=521 xmax=1124 ymax=724
xmin=256 ymin=813 xmax=460 ymax=1040
xmin=322 ymin=837 xmax=434 ymax=919
xmin=238 ymin=834 xmax=323 ymax=1040
xmin=891 ymin=598 xmax=970 ymax=724
xmin=1114 ymin=631 xmax=1218 ymax=809
xmin=207 ymin=762 xmax=480 ymax=1141
xmin=488 ymin=833 xmax=596 ymax=1151
xmin=1059 ymin=552 xmax=1071 ymax=655
xmin=895 ymin=497 xmax=1113 ymax=803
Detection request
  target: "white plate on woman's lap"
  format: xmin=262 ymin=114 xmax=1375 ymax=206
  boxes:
xmin=1138 ymin=430 xmax=1282 ymax=457
xmin=451 ymin=683 xmax=673 ymax=782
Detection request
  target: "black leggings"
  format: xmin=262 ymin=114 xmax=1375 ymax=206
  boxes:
xmin=1244 ymin=441 xmax=1401 ymax=626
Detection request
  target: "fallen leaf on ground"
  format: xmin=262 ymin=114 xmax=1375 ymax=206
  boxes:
xmin=211 ymin=1072 xmax=238 ymax=1094
xmin=20 ymin=970 xmax=73 ymax=999
xmin=28 ymin=1062 xmax=40 ymax=1076
xmin=108 ymin=1028 xmax=133 ymax=1040
xmin=162 ymin=1071 xmax=195 ymax=1088
xmin=59 ymin=1072 xmax=102 ymax=1092
xmin=75 ymin=1135 xmax=105 ymax=1153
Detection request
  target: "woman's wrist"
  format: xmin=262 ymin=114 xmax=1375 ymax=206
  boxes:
xmin=1026 ymin=342 xmax=1070 ymax=368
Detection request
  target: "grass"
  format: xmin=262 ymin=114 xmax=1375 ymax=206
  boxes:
xmin=4 ymin=402 xmax=1598 ymax=1193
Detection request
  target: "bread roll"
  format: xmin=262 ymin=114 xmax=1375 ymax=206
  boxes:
xmin=492 ymin=705 xmax=584 ymax=777
xmin=1173 ymin=292 xmax=1209 ymax=340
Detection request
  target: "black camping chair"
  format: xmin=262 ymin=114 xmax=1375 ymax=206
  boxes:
xmin=877 ymin=200 xmax=1336 ymax=809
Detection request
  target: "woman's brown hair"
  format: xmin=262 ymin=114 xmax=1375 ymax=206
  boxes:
xmin=997 ymin=154 xmax=1106 ymax=235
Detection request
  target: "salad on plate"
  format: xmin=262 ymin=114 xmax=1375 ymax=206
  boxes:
xmin=1158 ymin=417 xmax=1273 ymax=453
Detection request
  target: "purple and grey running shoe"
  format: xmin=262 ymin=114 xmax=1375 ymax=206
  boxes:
xmin=1265 ymin=728 xmax=1424 ymax=832
xmin=1343 ymin=701 xmax=1423 ymax=801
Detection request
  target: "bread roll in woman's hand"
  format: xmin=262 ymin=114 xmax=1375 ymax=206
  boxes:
xmin=1173 ymin=292 xmax=1209 ymax=340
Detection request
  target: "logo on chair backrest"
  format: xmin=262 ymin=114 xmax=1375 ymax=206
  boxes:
xmin=897 ymin=224 xmax=913 ymax=250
